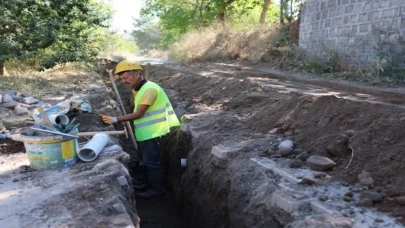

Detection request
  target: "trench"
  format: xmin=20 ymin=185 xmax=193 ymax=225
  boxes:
xmin=103 ymin=62 xmax=405 ymax=228
xmin=128 ymin=130 xmax=191 ymax=228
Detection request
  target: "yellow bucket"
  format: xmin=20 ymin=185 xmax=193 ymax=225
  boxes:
xmin=22 ymin=134 xmax=79 ymax=170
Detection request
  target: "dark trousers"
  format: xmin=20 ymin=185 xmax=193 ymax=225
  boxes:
xmin=137 ymin=138 xmax=162 ymax=173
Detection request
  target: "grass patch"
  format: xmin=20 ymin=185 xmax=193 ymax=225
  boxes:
xmin=1 ymin=62 xmax=99 ymax=98
xmin=169 ymin=21 xmax=405 ymax=87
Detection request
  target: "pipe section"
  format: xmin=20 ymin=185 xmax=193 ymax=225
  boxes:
xmin=78 ymin=133 xmax=109 ymax=162
xmin=48 ymin=114 xmax=69 ymax=125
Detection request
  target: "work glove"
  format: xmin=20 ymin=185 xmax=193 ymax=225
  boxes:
xmin=101 ymin=115 xmax=118 ymax=124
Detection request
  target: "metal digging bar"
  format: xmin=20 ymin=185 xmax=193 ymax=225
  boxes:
xmin=107 ymin=69 xmax=139 ymax=158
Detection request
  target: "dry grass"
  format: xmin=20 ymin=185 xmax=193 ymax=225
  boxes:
xmin=1 ymin=63 xmax=99 ymax=98
xmin=170 ymin=21 xmax=405 ymax=86
xmin=170 ymin=23 xmax=299 ymax=64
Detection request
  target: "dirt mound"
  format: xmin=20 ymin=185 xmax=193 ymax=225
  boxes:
xmin=147 ymin=62 xmax=405 ymax=225
xmin=0 ymin=139 xmax=24 ymax=154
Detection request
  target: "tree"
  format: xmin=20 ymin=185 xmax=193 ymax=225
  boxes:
xmin=132 ymin=16 xmax=161 ymax=51
xmin=259 ymin=0 xmax=272 ymax=25
xmin=0 ymin=0 xmax=111 ymax=75
xmin=138 ymin=0 xmax=264 ymax=48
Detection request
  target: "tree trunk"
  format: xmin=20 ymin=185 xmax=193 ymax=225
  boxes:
xmin=0 ymin=61 xmax=4 ymax=76
xmin=199 ymin=0 xmax=206 ymax=26
xmin=279 ymin=0 xmax=284 ymax=24
xmin=217 ymin=12 xmax=226 ymax=25
xmin=259 ymin=0 xmax=271 ymax=25
xmin=216 ymin=0 xmax=236 ymax=25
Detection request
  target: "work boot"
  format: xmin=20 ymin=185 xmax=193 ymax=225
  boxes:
xmin=135 ymin=169 xmax=166 ymax=199
xmin=132 ymin=163 xmax=147 ymax=192
xmin=132 ymin=183 xmax=148 ymax=192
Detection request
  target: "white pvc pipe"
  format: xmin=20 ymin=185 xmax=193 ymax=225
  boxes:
xmin=78 ymin=133 xmax=109 ymax=162
xmin=48 ymin=114 xmax=69 ymax=125
xmin=181 ymin=158 xmax=187 ymax=167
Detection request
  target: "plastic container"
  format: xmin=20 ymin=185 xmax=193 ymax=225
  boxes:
xmin=22 ymin=133 xmax=79 ymax=170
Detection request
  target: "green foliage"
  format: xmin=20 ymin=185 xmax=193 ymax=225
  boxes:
xmin=229 ymin=4 xmax=279 ymax=29
xmin=272 ymin=23 xmax=294 ymax=47
xmin=304 ymin=48 xmax=350 ymax=74
xmin=373 ymin=40 xmax=405 ymax=81
xmin=95 ymin=28 xmax=138 ymax=57
xmin=137 ymin=0 xmax=278 ymax=49
xmin=132 ymin=16 xmax=161 ymax=50
xmin=0 ymin=0 xmax=112 ymax=71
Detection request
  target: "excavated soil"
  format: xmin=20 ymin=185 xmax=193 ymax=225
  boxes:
xmin=3 ymin=59 xmax=405 ymax=227
xmin=138 ymin=62 xmax=405 ymax=226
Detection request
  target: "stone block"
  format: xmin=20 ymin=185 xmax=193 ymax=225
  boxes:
xmin=350 ymin=15 xmax=357 ymax=23
xmin=334 ymin=17 xmax=342 ymax=26
xmin=321 ymin=2 xmax=327 ymax=10
xmin=394 ymin=8 xmax=400 ymax=17
xmin=112 ymin=203 xmax=126 ymax=213
xmin=345 ymin=5 xmax=354 ymax=13
xmin=338 ymin=36 xmax=349 ymax=43
xmin=379 ymin=34 xmax=386 ymax=41
xmin=382 ymin=20 xmax=392 ymax=30
xmin=116 ymin=176 xmax=129 ymax=187
xmin=310 ymin=200 xmax=337 ymax=214
xmin=364 ymin=3 xmax=371 ymax=11
xmin=322 ymin=10 xmax=328 ymax=19
xmin=388 ymin=32 xmax=399 ymax=42
xmin=358 ymin=13 xmax=368 ymax=22
xmin=371 ymin=22 xmax=380 ymax=32
xmin=337 ymin=7 xmax=344 ymax=15
xmin=371 ymin=2 xmax=379 ymax=10
xmin=381 ymin=1 xmax=390 ymax=8
xmin=360 ymin=24 xmax=369 ymax=33
xmin=342 ymin=0 xmax=349 ymax=5
xmin=328 ymin=0 xmax=336 ymax=8
xmin=343 ymin=16 xmax=349 ymax=24
xmin=354 ymin=3 xmax=362 ymax=11
xmin=329 ymin=8 xmax=336 ymax=17
xmin=382 ymin=9 xmax=394 ymax=19
xmin=352 ymin=25 xmax=358 ymax=33
xmin=211 ymin=145 xmax=234 ymax=159
xmin=401 ymin=18 xmax=405 ymax=28
xmin=271 ymin=190 xmax=308 ymax=213
xmin=402 ymin=7 xmax=405 ymax=16
xmin=369 ymin=11 xmax=381 ymax=21
xmin=367 ymin=34 xmax=377 ymax=42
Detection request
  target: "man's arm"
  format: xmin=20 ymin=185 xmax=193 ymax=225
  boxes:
xmin=117 ymin=104 xmax=149 ymax=122
xmin=101 ymin=89 xmax=157 ymax=124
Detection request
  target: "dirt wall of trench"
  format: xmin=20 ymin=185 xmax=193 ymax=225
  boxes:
xmin=149 ymin=63 xmax=405 ymax=224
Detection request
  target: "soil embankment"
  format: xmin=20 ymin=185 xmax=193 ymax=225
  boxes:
xmin=147 ymin=62 xmax=405 ymax=227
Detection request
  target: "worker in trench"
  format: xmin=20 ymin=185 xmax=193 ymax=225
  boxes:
xmin=101 ymin=60 xmax=181 ymax=199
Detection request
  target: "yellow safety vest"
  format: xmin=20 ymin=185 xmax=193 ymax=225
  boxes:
xmin=133 ymin=81 xmax=180 ymax=141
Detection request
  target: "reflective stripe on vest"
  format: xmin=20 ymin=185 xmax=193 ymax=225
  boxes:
xmin=135 ymin=117 xmax=167 ymax=128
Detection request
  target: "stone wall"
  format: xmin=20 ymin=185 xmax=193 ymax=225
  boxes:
xmin=299 ymin=0 xmax=405 ymax=66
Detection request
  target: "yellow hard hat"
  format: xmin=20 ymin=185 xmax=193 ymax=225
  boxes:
xmin=114 ymin=60 xmax=143 ymax=75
